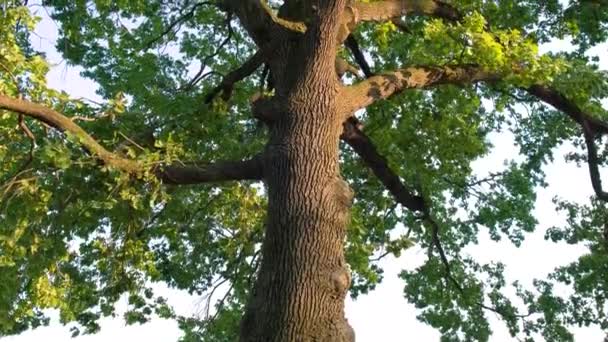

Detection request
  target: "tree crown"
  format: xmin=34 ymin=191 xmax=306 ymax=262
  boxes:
xmin=1 ymin=0 xmax=608 ymax=340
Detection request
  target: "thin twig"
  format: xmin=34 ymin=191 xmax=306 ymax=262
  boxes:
xmin=144 ymin=1 xmax=213 ymax=49
xmin=181 ymin=16 xmax=234 ymax=91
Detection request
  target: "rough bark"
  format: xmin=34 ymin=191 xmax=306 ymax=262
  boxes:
xmin=347 ymin=0 xmax=462 ymax=24
xmin=240 ymin=87 xmax=355 ymax=341
xmin=155 ymin=157 xmax=264 ymax=185
xmin=239 ymin=1 xmax=355 ymax=341
xmin=339 ymin=65 xmax=496 ymax=117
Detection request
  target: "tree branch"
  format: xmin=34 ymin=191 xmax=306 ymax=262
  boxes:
xmin=145 ymin=1 xmax=213 ymax=49
xmin=155 ymin=157 xmax=264 ymax=185
xmin=340 ymin=64 xmax=608 ymax=137
xmin=204 ymin=50 xmax=265 ymax=104
xmin=341 ymin=62 xmax=608 ymax=204
xmin=221 ymin=0 xmax=304 ymax=46
xmin=582 ymin=121 xmax=608 ymax=201
xmin=522 ymin=86 xmax=608 ymax=202
xmin=0 ymin=95 xmax=263 ymax=184
xmin=339 ymin=65 xmax=496 ymax=116
xmin=0 ymin=95 xmax=142 ymax=173
xmin=425 ymin=212 xmax=533 ymax=320
xmin=17 ymin=112 xmax=36 ymax=169
xmin=345 ymin=0 xmax=462 ymax=27
xmin=181 ymin=19 xmax=235 ymax=91
xmin=526 ymin=85 xmax=608 ymax=135
xmin=345 ymin=34 xmax=374 ymax=78
xmin=341 ymin=117 xmax=425 ymax=212
xmin=340 ymin=115 xmax=530 ymax=320
xmin=221 ymin=0 xmax=277 ymax=46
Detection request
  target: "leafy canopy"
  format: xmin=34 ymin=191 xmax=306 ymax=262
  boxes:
xmin=1 ymin=0 xmax=608 ymax=341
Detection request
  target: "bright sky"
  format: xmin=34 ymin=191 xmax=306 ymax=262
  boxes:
xmin=2 ymin=7 xmax=608 ymax=342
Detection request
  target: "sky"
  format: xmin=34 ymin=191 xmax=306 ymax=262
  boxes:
xmin=2 ymin=5 xmax=608 ymax=342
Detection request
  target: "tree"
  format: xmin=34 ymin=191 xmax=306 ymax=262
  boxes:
xmin=1 ymin=0 xmax=608 ymax=340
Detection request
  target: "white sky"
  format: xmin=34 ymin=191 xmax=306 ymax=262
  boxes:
xmin=2 ymin=7 xmax=608 ymax=342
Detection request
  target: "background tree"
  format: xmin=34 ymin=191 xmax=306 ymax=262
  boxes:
xmin=1 ymin=0 xmax=608 ymax=341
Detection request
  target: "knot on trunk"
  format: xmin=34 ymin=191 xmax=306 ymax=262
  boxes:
xmin=322 ymin=176 xmax=354 ymax=228
xmin=330 ymin=264 xmax=352 ymax=295
xmin=333 ymin=177 xmax=354 ymax=209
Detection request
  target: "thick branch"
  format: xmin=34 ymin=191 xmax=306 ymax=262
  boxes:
xmin=342 ymin=64 xmax=608 ymax=203
xmin=527 ymin=85 xmax=608 ymax=135
xmin=582 ymin=121 xmax=608 ymax=201
xmin=339 ymin=65 xmax=495 ymax=116
xmin=523 ymin=86 xmax=608 ymax=202
xmin=346 ymin=0 xmax=461 ymax=26
xmin=204 ymin=50 xmax=265 ymax=104
xmin=342 ymin=120 xmax=532 ymax=319
xmin=222 ymin=0 xmax=276 ymax=45
xmin=341 ymin=64 xmax=608 ymax=136
xmin=341 ymin=115 xmax=529 ymax=319
xmin=0 ymin=95 xmax=141 ymax=173
xmin=222 ymin=0 xmax=304 ymax=46
xmin=341 ymin=117 xmax=425 ymax=212
xmin=345 ymin=34 xmax=374 ymax=78
xmin=0 ymin=95 xmax=263 ymax=184
xmin=155 ymin=157 xmax=264 ymax=185
xmin=336 ymin=0 xmax=461 ymax=45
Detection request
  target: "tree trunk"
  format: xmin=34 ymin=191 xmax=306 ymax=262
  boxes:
xmin=239 ymin=6 xmax=354 ymax=338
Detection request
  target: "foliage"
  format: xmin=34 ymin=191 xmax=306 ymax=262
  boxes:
xmin=1 ymin=0 xmax=608 ymax=341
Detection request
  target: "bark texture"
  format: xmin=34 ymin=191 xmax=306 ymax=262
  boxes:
xmin=239 ymin=1 xmax=355 ymax=341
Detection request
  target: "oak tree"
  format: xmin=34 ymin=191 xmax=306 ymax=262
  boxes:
xmin=1 ymin=0 xmax=608 ymax=341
